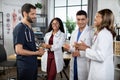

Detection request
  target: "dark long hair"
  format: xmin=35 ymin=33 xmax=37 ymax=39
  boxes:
xmin=46 ymin=17 xmax=65 ymax=33
xmin=97 ymin=9 xmax=116 ymax=38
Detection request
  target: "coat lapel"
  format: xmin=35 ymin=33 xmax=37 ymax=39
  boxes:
xmin=78 ymin=25 xmax=89 ymax=42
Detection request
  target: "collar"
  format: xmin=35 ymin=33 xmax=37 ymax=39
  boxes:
xmin=47 ymin=30 xmax=61 ymax=37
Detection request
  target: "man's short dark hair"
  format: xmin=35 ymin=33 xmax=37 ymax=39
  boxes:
xmin=76 ymin=10 xmax=87 ymax=18
xmin=21 ymin=3 xmax=36 ymax=17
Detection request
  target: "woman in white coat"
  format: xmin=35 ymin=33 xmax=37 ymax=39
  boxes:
xmin=74 ymin=9 xmax=116 ymax=80
xmin=63 ymin=10 xmax=93 ymax=80
xmin=41 ymin=17 xmax=65 ymax=80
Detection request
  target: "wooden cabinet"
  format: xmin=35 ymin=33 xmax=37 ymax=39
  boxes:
xmin=0 ymin=12 xmax=4 ymax=45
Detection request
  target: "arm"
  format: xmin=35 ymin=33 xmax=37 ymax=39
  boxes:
xmin=85 ymin=31 xmax=113 ymax=62
xmin=14 ymin=26 xmax=44 ymax=56
xmin=15 ymin=44 xmax=44 ymax=56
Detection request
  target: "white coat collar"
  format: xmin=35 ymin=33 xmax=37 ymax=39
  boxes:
xmin=81 ymin=25 xmax=89 ymax=34
xmin=46 ymin=30 xmax=62 ymax=37
xmin=74 ymin=25 xmax=89 ymax=34
xmin=75 ymin=25 xmax=89 ymax=41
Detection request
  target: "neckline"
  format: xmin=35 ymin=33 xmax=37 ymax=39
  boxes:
xmin=21 ymin=22 xmax=32 ymax=30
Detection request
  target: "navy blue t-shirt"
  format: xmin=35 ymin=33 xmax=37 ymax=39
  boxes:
xmin=13 ymin=22 xmax=37 ymax=68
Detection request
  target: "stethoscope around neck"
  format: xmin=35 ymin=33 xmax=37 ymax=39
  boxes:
xmin=22 ymin=23 xmax=32 ymax=42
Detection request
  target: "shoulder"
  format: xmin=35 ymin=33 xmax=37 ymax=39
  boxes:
xmin=84 ymin=26 xmax=94 ymax=35
xmin=85 ymin=25 xmax=93 ymax=32
xmin=98 ymin=28 xmax=112 ymax=39
xmin=44 ymin=31 xmax=52 ymax=39
xmin=45 ymin=31 xmax=52 ymax=36
xmin=14 ymin=22 xmax=26 ymax=31
xmin=71 ymin=29 xmax=78 ymax=35
xmin=13 ymin=23 xmax=26 ymax=35
xmin=99 ymin=28 xmax=110 ymax=35
xmin=56 ymin=30 xmax=65 ymax=37
xmin=88 ymin=27 xmax=94 ymax=35
xmin=60 ymin=32 xmax=66 ymax=38
xmin=60 ymin=31 xmax=65 ymax=35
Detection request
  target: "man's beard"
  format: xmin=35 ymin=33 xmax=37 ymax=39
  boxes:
xmin=27 ymin=16 xmax=36 ymax=23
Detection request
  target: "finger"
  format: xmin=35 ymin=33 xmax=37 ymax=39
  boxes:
xmin=74 ymin=42 xmax=78 ymax=45
xmin=62 ymin=44 xmax=65 ymax=48
xmin=80 ymin=40 xmax=86 ymax=45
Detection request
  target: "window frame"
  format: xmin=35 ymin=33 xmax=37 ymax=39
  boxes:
xmin=54 ymin=0 xmax=88 ymax=22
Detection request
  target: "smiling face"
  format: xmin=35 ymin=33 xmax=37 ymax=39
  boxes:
xmin=24 ymin=8 xmax=36 ymax=23
xmin=51 ymin=20 xmax=60 ymax=31
xmin=94 ymin=13 xmax=102 ymax=28
xmin=76 ymin=15 xmax=88 ymax=29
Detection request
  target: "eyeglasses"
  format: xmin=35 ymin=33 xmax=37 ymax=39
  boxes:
xmin=52 ymin=23 xmax=59 ymax=25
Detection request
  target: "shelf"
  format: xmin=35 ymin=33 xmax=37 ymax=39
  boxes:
xmin=32 ymin=14 xmax=47 ymax=45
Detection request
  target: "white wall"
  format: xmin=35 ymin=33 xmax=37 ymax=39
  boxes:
xmin=98 ymin=0 xmax=120 ymax=26
xmin=0 ymin=0 xmax=2 ymax=12
xmin=47 ymin=0 xmax=54 ymax=24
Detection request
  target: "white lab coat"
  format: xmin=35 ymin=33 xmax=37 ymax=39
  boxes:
xmin=41 ymin=30 xmax=66 ymax=73
xmin=69 ymin=25 xmax=93 ymax=80
xmin=85 ymin=28 xmax=114 ymax=80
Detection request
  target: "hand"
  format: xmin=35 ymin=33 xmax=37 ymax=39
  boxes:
xmin=36 ymin=47 xmax=45 ymax=56
xmin=72 ymin=50 xmax=80 ymax=57
xmin=74 ymin=41 xmax=90 ymax=51
xmin=40 ymin=43 xmax=46 ymax=48
xmin=41 ymin=43 xmax=51 ymax=49
xmin=63 ymin=43 xmax=70 ymax=51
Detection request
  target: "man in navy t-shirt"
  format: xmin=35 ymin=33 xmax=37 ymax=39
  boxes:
xmin=13 ymin=3 xmax=44 ymax=80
